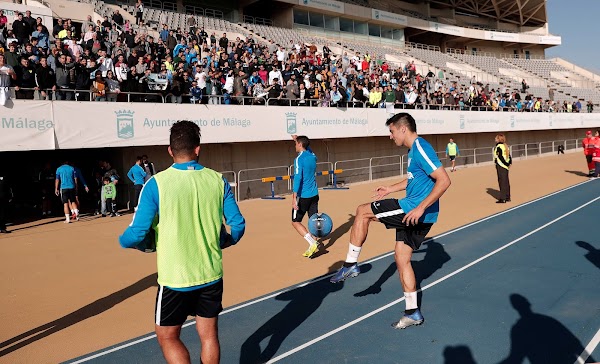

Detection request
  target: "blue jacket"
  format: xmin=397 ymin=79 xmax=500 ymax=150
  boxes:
xmin=293 ymin=150 xmax=318 ymax=198
xmin=127 ymin=164 xmax=147 ymax=185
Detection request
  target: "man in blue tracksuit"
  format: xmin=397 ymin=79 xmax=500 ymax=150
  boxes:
xmin=127 ymin=156 xmax=147 ymax=211
xmin=291 ymin=135 xmax=320 ymax=258
xmin=55 ymin=161 xmax=79 ymax=223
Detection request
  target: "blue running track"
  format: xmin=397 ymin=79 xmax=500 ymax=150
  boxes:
xmin=66 ymin=180 xmax=600 ymax=364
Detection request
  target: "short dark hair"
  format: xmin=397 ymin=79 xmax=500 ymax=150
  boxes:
xmin=136 ymin=156 xmax=143 ymax=162
xmin=385 ymin=113 xmax=417 ymax=133
xmin=103 ymin=177 xmax=110 ymax=182
xmin=296 ymin=135 xmax=310 ymax=150
xmin=169 ymin=120 xmax=201 ymax=157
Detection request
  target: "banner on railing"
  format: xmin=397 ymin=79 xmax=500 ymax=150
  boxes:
xmin=3 ymin=101 xmax=600 ymax=151
xmin=53 ymin=103 xmax=372 ymax=149
xmin=0 ymin=101 xmax=55 ymax=151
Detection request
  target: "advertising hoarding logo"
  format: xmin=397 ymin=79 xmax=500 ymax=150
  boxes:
xmin=116 ymin=110 xmax=135 ymax=139
xmin=286 ymin=112 xmax=297 ymax=134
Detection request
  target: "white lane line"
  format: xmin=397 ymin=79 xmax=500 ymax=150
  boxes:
xmin=267 ymin=194 xmax=600 ymax=363
xmin=67 ymin=180 xmax=592 ymax=363
xmin=575 ymin=327 xmax=600 ymax=364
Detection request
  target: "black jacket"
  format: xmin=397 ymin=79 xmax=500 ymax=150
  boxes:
xmin=35 ymin=65 xmax=56 ymax=89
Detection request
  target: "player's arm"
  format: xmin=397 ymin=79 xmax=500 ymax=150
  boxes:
xmin=78 ymin=171 xmax=89 ymax=192
xmin=221 ymin=177 xmax=245 ymax=248
xmin=119 ymin=178 xmax=159 ymax=248
xmin=127 ymin=167 xmax=135 ymax=183
xmin=54 ymin=174 xmax=60 ymax=196
xmin=292 ymin=156 xmax=303 ymax=209
xmin=403 ymin=166 xmax=451 ymax=225
xmin=373 ymin=178 xmax=407 ymax=200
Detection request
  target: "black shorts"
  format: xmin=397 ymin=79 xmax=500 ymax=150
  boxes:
xmin=449 ymin=155 xmax=456 ymax=161
xmin=371 ymin=199 xmax=433 ymax=250
xmin=60 ymin=189 xmax=76 ymax=204
xmin=292 ymin=195 xmax=319 ymax=222
xmin=155 ymin=279 xmax=223 ymax=326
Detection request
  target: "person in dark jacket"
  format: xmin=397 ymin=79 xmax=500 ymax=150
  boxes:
xmin=54 ymin=54 xmax=75 ymax=100
xmin=12 ymin=13 xmax=30 ymax=45
xmin=15 ymin=57 xmax=36 ymax=99
xmin=74 ymin=58 xmax=98 ymax=101
xmin=219 ymin=33 xmax=228 ymax=50
xmin=35 ymin=56 xmax=56 ymax=100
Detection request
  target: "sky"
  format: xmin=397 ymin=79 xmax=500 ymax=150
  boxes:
xmin=545 ymin=0 xmax=600 ymax=73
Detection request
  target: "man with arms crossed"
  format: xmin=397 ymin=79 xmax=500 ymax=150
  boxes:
xmin=126 ymin=156 xmax=147 ymax=211
xmin=55 ymin=161 xmax=79 ymax=223
xmin=291 ymin=135 xmax=321 ymax=258
xmin=330 ymin=113 xmax=451 ymax=329
xmin=119 ymin=121 xmax=246 ymax=364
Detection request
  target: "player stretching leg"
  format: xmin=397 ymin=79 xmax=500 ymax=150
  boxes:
xmin=330 ymin=113 xmax=451 ymax=329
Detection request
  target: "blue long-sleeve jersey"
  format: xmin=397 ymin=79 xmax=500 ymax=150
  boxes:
xmin=74 ymin=167 xmax=87 ymax=188
xmin=127 ymin=164 xmax=147 ymax=185
xmin=119 ymin=161 xmax=245 ymax=250
xmin=293 ymin=150 xmax=318 ymax=198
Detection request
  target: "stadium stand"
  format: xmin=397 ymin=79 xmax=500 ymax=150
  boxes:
xmin=0 ymin=0 xmax=597 ymax=113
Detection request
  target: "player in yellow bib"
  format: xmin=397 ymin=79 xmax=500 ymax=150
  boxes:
xmin=119 ymin=121 xmax=245 ymax=364
xmin=445 ymin=138 xmax=459 ymax=172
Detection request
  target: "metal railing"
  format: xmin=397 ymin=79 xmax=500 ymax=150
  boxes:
xmin=242 ymin=15 xmax=273 ymax=26
xmin=499 ymin=53 xmax=547 ymax=60
xmin=7 ymin=87 xmax=168 ymax=103
xmin=231 ymin=138 xmax=583 ymax=201
xmin=8 ymin=89 xmax=597 ymax=112
xmin=404 ymin=41 xmax=441 ymax=52
xmin=236 ymin=165 xmax=289 ymax=202
xmin=287 ymin=162 xmax=334 ymax=190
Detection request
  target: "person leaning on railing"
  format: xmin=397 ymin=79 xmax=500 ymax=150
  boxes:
xmin=34 ymin=56 xmax=56 ymax=100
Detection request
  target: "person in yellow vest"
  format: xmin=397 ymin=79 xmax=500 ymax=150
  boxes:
xmin=119 ymin=120 xmax=245 ymax=364
xmin=445 ymin=138 xmax=460 ymax=172
xmin=494 ymin=133 xmax=512 ymax=203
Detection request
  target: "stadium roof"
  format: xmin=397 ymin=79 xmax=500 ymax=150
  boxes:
xmin=428 ymin=0 xmax=547 ymax=26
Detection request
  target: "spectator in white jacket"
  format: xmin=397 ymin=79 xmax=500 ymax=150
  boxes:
xmin=96 ymin=49 xmax=115 ymax=77
xmin=114 ymin=55 xmax=129 ymax=82
xmin=269 ymin=67 xmax=283 ymax=86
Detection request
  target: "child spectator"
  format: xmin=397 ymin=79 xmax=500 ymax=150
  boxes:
xmin=102 ymin=177 xmax=118 ymax=217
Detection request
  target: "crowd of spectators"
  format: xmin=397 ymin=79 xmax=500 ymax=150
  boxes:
xmin=0 ymin=7 xmax=595 ymax=112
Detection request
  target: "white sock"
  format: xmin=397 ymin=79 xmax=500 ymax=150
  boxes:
xmin=65 ymin=214 xmax=70 ymax=222
xmin=404 ymin=291 xmax=418 ymax=310
xmin=346 ymin=243 xmax=362 ymax=263
xmin=303 ymin=233 xmax=316 ymax=246
xmin=73 ymin=209 xmax=79 ymax=215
